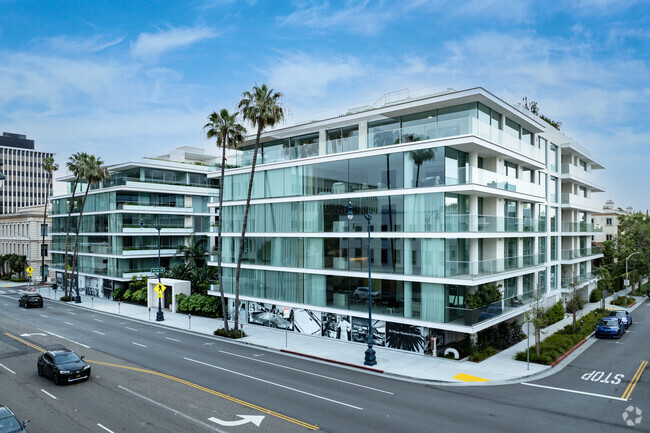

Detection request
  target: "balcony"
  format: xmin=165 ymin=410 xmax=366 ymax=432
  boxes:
xmin=561 ymin=193 xmax=601 ymax=212
xmin=235 ymin=116 xmax=546 ymax=168
xmin=447 ymin=253 xmax=545 ymax=279
xmin=561 ymin=163 xmax=605 ymax=191
xmin=561 ymin=270 xmax=600 ymax=289
xmin=447 ymin=293 xmax=534 ymax=326
xmin=561 ymin=246 xmax=603 ymax=261
xmin=561 ymin=222 xmax=603 ymax=233
xmin=444 ymin=214 xmax=544 ymax=233
xmin=444 ymin=167 xmax=545 ymax=198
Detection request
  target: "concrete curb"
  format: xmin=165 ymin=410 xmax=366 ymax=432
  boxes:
xmin=280 ymin=349 xmax=385 ymax=373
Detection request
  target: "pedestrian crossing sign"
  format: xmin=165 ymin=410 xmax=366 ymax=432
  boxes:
xmin=154 ymin=282 xmax=166 ymax=298
xmin=26 ymin=266 xmax=34 ymax=275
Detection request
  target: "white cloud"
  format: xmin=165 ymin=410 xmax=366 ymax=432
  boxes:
xmin=32 ymin=34 xmax=125 ymax=54
xmin=130 ymin=26 xmax=218 ymax=62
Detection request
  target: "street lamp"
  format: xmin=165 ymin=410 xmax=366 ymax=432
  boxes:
xmin=140 ymin=218 xmax=164 ymax=321
xmin=625 ymin=251 xmax=641 ymax=295
xmin=347 ymin=202 xmax=377 ymax=366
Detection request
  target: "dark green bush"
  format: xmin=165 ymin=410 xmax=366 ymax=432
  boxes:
xmin=214 ymin=328 xmax=247 ymax=339
xmin=470 ymin=347 xmax=498 ymax=362
xmin=11 ymin=277 xmax=28 ymax=282
xmin=0 ymin=275 xmax=10 ymax=281
xmin=122 ymin=288 xmax=133 ymax=301
xmin=60 ymin=296 xmax=73 ymax=302
xmin=130 ymin=287 xmax=147 ymax=305
xmin=545 ymin=301 xmax=565 ymax=324
xmin=112 ymin=287 xmax=126 ymax=301
xmin=589 ymin=289 xmax=602 ymax=303
xmin=475 ymin=321 xmax=525 ymax=351
xmin=611 ymin=296 xmax=635 ymax=307
xmin=176 ymin=293 xmax=221 ymax=317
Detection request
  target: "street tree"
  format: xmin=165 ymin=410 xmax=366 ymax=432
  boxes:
xmin=41 ymin=157 xmax=59 ymax=283
xmin=204 ymin=109 xmax=246 ymax=329
xmin=235 ymin=84 xmax=285 ymax=331
xmin=565 ymin=280 xmax=586 ymax=331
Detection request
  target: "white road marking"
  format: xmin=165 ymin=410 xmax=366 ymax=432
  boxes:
xmin=522 ymin=383 xmax=627 ymax=401
xmin=40 ymin=314 xmax=48 ymax=318
xmin=41 ymin=389 xmax=58 ymax=400
xmin=2 ymin=303 xmax=8 ymax=307
xmin=64 ymin=321 xmax=74 ymax=326
xmin=0 ymin=363 xmax=16 ymax=374
xmin=125 ymin=327 xmax=138 ymax=331
xmin=97 ymin=423 xmax=115 ymax=433
xmin=132 ymin=342 xmax=147 ymax=348
xmin=118 ymin=385 xmax=228 ymax=433
xmin=166 ymin=337 xmax=180 ymax=342
xmin=41 ymin=330 xmax=90 ymax=349
xmin=94 ymin=330 xmax=106 ymax=335
xmin=209 ymin=415 xmax=264 ymax=427
xmin=219 ymin=349 xmax=394 ymax=395
xmin=185 ymin=357 xmax=363 ymax=410
xmin=67 ymin=311 xmax=77 ymax=315
xmin=94 ymin=318 xmax=103 ymax=322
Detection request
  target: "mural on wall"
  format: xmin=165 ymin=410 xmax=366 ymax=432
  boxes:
xmin=322 ymin=313 xmax=352 ymax=341
xmin=85 ymin=277 xmax=100 ymax=297
xmin=386 ymin=323 xmax=427 ymax=353
xmin=227 ymin=299 xmax=248 ymax=323
xmin=351 ymin=317 xmax=386 ymax=347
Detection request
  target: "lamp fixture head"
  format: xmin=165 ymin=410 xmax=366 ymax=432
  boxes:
xmin=347 ymin=202 xmax=353 ymax=220
xmin=139 ymin=219 xmax=144 ymax=229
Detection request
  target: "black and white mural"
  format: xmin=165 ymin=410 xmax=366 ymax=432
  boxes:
xmin=351 ymin=317 xmax=386 ymax=347
xmin=386 ymin=323 xmax=427 ymax=353
xmin=321 ymin=313 xmax=352 ymax=341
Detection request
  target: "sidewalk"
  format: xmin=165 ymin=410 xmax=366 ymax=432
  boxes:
xmin=15 ymin=282 xmax=648 ymax=384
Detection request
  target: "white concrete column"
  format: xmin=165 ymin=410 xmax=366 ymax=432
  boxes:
xmin=403 ymin=238 xmax=413 ymax=318
xmin=318 ymin=129 xmax=326 ymax=156
xmin=359 ymin=120 xmax=368 ymax=150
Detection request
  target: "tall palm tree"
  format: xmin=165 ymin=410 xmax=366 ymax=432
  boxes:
xmin=236 ymin=84 xmax=285 ymax=330
xmin=63 ymin=152 xmax=89 ymax=297
xmin=174 ymin=234 xmax=208 ymax=268
xmin=70 ymin=155 xmax=110 ymax=300
xmin=204 ymin=109 xmax=246 ymax=329
xmin=41 ymin=157 xmax=59 ymax=283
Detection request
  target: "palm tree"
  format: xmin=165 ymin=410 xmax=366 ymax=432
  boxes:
xmin=174 ymin=234 xmax=208 ymax=268
xmin=410 ymin=149 xmax=435 ymax=187
xmin=236 ymin=84 xmax=285 ymax=330
xmin=41 ymin=157 xmax=59 ymax=283
xmin=63 ymin=152 xmax=89 ymax=297
xmin=204 ymin=109 xmax=246 ymax=329
xmin=70 ymin=155 xmax=110 ymax=300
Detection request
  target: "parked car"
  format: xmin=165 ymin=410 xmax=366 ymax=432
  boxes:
xmin=18 ymin=293 xmax=43 ymax=308
xmin=352 ymin=287 xmax=381 ymax=302
xmin=37 ymin=348 xmax=91 ymax=385
xmin=0 ymin=405 xmax=29 ymax=432
xmin=608 ymin=309 xmax=632 ymax=328
xmin=595 ymin=317 xmax=625 ymax=339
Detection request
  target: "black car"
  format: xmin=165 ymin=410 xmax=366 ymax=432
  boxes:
xmin=0 ymin=405 xmax=29 ymax=432
xmin=37 ymin=348 xmax=91 ymax=385
xmin=18 ymin=293 xmax=43 ymax=308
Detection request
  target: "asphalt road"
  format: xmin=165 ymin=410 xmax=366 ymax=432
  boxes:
xmin=0 ymin=287 xmax=648 ymax=432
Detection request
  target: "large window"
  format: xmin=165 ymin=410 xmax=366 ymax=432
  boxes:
xmin=326 ymin=126 xmax=359 ymax=154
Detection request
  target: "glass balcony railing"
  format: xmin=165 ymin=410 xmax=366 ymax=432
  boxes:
xmin=447 ymin=253 xmax=545 ymax=278
xmin=448 ymin=292 xmax=535 ymax=326
xmin=444 ymin=214 xmax=544 ymax=233
xmin=103 ymin=175 xmax=217 ymax=189
xmin=561 ymin=222 xmax=603 ymax=232
xmin=235 ymin=117 xmax=546 ymax=167
xmin=561 ymin=247 xmax=603 ymax=260
xmin=561 ymin=269 xmax=600 ymax=289
xmin=452 ymin=167 xmax=545 ymax=197
xmin=561 ymin=193 xmax=599 ymax=210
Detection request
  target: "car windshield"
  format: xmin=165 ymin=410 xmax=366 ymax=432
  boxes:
xmin=600 ymin=318 xmax=619 ymax=326
xmin=609 ymin=311 xmax=624 ymax=317
xmin=54 ymin=353 xmax=81 ymax=364
xmin=0 ymin=414 xmax=22 ymax=433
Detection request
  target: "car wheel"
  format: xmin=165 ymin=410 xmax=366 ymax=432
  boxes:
xmin=38 ymin=365 xmax=43 ymax=377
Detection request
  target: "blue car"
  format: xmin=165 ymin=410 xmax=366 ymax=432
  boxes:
xmin=608 ymin=310 xmax=632 ymax=328
xmin=595 ymin=317 xmax=625 ymax=339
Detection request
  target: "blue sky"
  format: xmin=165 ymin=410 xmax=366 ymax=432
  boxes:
xmin=1 ymin=0 xmax=649 ymax=210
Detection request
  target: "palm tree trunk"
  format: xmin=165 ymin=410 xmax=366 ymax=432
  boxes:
xmin=70 ymin=183 xmax=91 ymax=295
xmin=63 ymin=179 xmax=80 ymax=297
xmin=217 ymin=138 xmax=229 ymax=330
xmin=234 ymin=123 xmax=262 ymax=332
xmin=41 ymin=177 xmax=51 ymax=283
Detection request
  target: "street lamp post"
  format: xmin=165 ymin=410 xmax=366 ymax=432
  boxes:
xmin=347 ymin=202 xmax=377 ymax=366
xmin=140 ymin=219 xmax=164 ymax=321
xmin=625 ymin=251 xmax=641 ymax=295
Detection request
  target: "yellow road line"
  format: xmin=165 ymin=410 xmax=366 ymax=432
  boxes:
xmin=4 ymin=332 xmax=45 ymax=353
xmin=622 ymin=360 xmax=648 ymax=400
xmin=453 ymin=373 xmax=491 ymax=382
xmin=88 ymin=360 xmax=319 ymax=430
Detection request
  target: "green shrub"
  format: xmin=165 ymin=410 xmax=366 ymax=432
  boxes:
xmin=469 ymin=347 xmax=498 ymax=362
xmin=175 ymin=293 xmax=221 ymax=317
xmin=130 ymin=287 xmax=148 ymax=305
xmin=112 ymin=287 xmax=126 ymax=301
xmin=213 ymin=328 xmax=247 ymax=339
xmin=545 ymin=301 xmax=565 ymax=324
xmin=60 ymin=296 xmax=73 ymax=302
xmin=611 ymin=296 xmax=635 ymax=307
xmin=474 ymin=321 xmax=525 ymax=351
xmin=11 ymin=277 xmax=28 ymax=282
xmin=589 ymin=289 xmax=602 ymax=303
xmin=122 ymin=288 xmax=133 ymax=301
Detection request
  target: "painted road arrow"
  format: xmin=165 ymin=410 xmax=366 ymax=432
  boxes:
xmin=20 ymin=333 xmax=46 ymax=337
xmin=208 ymin=415 xmax=265 ymax=427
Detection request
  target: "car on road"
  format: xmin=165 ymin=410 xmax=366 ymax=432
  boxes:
xmin=595 ymin=317 xmax=625 ymax=339
xmin=607 ymin=309 xmax=632 ymax=328
xmin=37 ymin=348 xmax=91 ymax=385
xmin=18 ymin=293 xmax=43 ymax=308
xmin=0 ymin=405 xmax=29 ymax=432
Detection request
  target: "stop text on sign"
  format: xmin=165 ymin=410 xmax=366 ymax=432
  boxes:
xmin=581 ymin=370 xmax=624 ymax=385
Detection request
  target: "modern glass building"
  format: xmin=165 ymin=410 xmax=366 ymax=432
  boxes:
xmin=50 ymin=150 xmax=218 ymax=302
xmin=207 ymin=87 xmax=604 ymax=353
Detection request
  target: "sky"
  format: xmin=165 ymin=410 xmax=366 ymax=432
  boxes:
xmin=0 ymin=0 xmax=649 ymax=210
